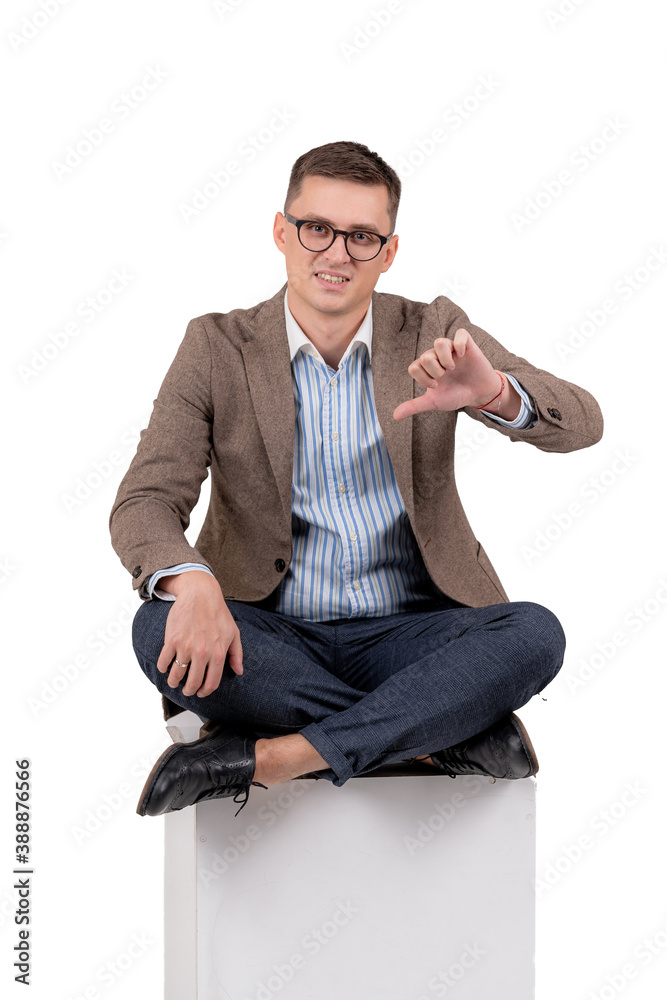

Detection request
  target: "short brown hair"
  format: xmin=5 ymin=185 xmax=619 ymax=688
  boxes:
xmin=284 ymin=140 xmax=401 ymax=233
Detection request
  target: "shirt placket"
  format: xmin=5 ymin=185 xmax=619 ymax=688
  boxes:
xmin=320 ymin=355 xmax=366 ymax=617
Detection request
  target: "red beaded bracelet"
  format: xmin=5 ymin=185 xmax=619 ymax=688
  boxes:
xmin=472 ymin=371 xmax=505 ymax=411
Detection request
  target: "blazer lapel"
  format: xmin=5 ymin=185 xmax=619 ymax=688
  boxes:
xmin=370 ymin=290 xmax=419 ymax=519
xmin=241 ymin=284 xmax=295 ymax=525
xmin=240 ymin=285 xmax=422 ymax=526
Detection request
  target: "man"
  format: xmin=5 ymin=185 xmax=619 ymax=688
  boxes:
xmin=109 ymin=140 xmax=602 ymax=818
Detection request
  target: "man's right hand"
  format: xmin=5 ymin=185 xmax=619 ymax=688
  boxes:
xmin=155 ymin=571 xmax=243 ymax=698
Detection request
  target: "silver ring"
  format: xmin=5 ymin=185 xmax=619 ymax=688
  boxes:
xmin=174 ymin=658 xmax=189 ymax=669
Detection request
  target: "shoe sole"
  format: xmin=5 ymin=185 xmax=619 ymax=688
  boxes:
xmin=508 ymin=713 xmax=539 ymax=777
xmin=136 ymin=728 xmax=224 ymax=817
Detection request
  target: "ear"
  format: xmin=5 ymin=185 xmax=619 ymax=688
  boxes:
xmin=380 ymin=233 xmax=399 ymax=273
xmin=273 ymin=211 xmax=287 ymax=255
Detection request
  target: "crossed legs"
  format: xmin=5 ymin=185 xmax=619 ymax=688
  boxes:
xmin=132 ymin=597 xmax=565 ymax=787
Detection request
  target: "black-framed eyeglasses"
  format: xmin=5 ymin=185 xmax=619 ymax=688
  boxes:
xmin=285 ymin=213 xmax=393 ymax=261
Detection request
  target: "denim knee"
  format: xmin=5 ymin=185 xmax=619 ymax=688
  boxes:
xmin=515 ymin=600 xmax=566 ymax=682
xmin=131 ymin=598 xmax=171 ymax=666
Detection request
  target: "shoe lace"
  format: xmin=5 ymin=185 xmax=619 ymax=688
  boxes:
xmin=431 ymin=743 xmax=471 ymax=778
xmin=432 ymin=745 xmax=497 ymax=783
xmin=232 ymin=780 xmax=267 ymax=817
xmin=202 ymin=760 xmax=268 ymax=815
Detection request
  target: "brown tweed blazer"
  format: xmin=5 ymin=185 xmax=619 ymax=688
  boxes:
xmin=110 ymin=282 xmax=603 ymax=614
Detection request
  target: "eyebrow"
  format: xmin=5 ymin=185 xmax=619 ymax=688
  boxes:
xmin=300 ymin=212 xmax=384 ymax=235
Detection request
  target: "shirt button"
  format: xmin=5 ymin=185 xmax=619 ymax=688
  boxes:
xmin=353 ymin=581 xmax=361 ymax=590
xmin=338 ymin=484 xmax=346 ymax=493
xmin=331 ymin=377 xmax=338 ymax=386
xmin=332 ymin=433 xmax=340 ymax=441
xmin=350 ymin=533 xmax=358 ymax=541
xmin=274 ymin=558 xmax=286 ymax=572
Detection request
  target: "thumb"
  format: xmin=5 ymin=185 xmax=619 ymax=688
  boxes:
xmin=393 ymin=392 xmax=434 ymax=422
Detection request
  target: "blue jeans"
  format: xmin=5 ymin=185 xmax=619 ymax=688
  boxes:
xmin=132 ymin=596 xmax=565 ymax=786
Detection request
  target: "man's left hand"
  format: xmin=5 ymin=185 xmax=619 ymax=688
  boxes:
xmin=393 ymin=328 xmax=503 ymax=421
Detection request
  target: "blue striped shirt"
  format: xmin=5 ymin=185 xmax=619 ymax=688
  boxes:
xmin=267 ymin=307 xmax=438 ymax=620
xmin=145 ymin=293 xmax=536 ymax=613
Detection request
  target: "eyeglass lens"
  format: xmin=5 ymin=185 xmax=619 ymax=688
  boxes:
xmin=299 ymin=222 xmax=382 ymax=261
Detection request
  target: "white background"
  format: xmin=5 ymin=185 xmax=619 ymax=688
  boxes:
xmin=2 ymin=1 xmax=666 ymax=998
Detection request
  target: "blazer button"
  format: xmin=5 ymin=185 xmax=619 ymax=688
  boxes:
xmin=547 ymin=407 xmax=563 ymax=421
xmin=132 ymin=565 xmax=142 ymax=579
xmin=274 ymin=558 xmax=286 ymax=573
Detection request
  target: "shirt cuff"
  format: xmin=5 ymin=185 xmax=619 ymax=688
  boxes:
xmin=142 ymin=563 xmax=214 ymax=601
xmin=479 ymin=373 xmax=537 ymax=429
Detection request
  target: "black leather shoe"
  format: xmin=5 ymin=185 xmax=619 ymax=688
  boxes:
xmin=430 ymin=713 xmax=538 ymax=780
xmin=136 ymin=726 xmax=266 ymax=817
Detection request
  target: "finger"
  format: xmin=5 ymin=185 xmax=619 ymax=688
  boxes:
xmin=166 ymin=655 xmax=192 ymax=690
xmin=393 ymin=393 xmax=436 ymax=421
xmin=227 ymin=630 xmax=244 ymax=676
xmin=194 ymin=659 xmax=224 ymax=698
xmin=180 ymin=652 xmax=208 ymax=696
xmin=409 ymin=356 xmax=448 ymax=386
xmin=157 ymin=636 xmax=176 ymax=674
xmin=433 ymin=337 xmax=455 ymax=367
xmin=452 ymin=328 xmax=470 ymax=357
xmin=190 ymin=638 xmax=226 ymax=696
xmin=414 ymin=346 xmax=454 ymax=376
xmin=195 ymin=631 xmax=243 ymax=697
xmin=408 ymin=364 xmax=440 ymax=389
xmin=177 ymin=643 xmax=209 ymax=697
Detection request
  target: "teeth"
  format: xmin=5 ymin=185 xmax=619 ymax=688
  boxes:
xmin=317 ymin=273 xmax=348 ymax=284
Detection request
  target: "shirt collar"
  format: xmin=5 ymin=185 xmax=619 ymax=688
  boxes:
xmin=284 ymin=289 xmax=373 ymax=366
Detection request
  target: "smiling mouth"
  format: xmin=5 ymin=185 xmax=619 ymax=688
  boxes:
xmin=315 ymin=272 xmax=350 ymax=284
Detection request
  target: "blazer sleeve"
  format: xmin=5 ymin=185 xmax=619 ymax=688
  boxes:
xmin=109 ymin=317 xmax=215 ymax=598
xmin=435 ymin=297 xmax=604 ymax=452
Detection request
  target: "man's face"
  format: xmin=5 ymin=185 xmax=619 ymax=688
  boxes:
xmin=273 ymin=175 xmax=398 ymax=319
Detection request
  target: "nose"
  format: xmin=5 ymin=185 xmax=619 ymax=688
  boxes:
xmin=324 ymin=231 xmax=351 ymax=262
